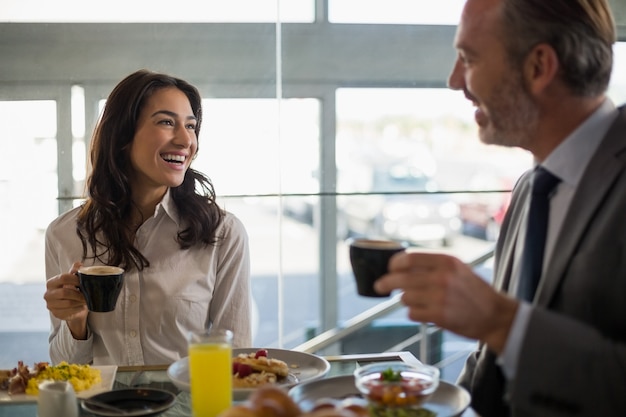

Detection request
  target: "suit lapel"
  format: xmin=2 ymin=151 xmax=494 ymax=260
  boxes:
xmin=537 ymin=106 xmax=626 ymax=305
xmin=494 ymin=171 xmax=531 ymax=292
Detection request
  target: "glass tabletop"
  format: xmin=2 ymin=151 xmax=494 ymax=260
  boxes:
xmin=0 ymin=352 xmax=477 ymax=417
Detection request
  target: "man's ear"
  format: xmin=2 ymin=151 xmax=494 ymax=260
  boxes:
xmin=523 ymin=43 xmax=559 ymax=95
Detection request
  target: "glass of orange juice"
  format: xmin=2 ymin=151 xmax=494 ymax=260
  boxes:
xmin=188 ymin=329 xmax=233 ymax=417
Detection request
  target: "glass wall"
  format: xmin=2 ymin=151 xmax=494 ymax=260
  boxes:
xmin=0 ymin=101 xmax=58 ymax=334
xmin=2 ymin=0 xmax=315 ymax=22
xmin=1 ymin=1 xmax=625 ymax=380
xmin=194 ymin=98 xmax=322 ymax=347
xmin=329 ymin=0 xmax=465 ymax=24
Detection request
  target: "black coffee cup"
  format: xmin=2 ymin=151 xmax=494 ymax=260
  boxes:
xmin=349 ymin=238 xmax=408 ymax=297
xmin=77 ymin=265 xmax=124 ymax=312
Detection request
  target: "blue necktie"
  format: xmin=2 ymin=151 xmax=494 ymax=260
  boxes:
xmin=517 ymin=167 xmax=561 ymax=301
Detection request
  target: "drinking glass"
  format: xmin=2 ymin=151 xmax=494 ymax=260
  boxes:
xmin=188 ymin=329 xmax=233 ymax=417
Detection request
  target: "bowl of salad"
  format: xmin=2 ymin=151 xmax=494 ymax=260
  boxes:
xmin=354 ymin=361 xmax=440 ymax=416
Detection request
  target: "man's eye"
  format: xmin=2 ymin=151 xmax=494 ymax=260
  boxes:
xmin=459 ymin=53 xmax=473 ymax=66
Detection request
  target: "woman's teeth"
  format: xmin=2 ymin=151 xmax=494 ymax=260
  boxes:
xmin=161 ymin=154 xmax=185 ymax=164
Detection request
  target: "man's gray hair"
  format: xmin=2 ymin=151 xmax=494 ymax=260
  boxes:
xmin=501 ymin=0 xmax=616 ymax=97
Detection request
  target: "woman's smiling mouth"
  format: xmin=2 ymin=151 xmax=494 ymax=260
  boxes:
xmin=161 ymin=154 xmax=186 ymax=165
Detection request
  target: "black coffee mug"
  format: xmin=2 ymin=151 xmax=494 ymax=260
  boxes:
xmin=349 ymin=238 xmax=408 ymax=297
xmin=77 ymin=265 xmax=124 ymax=312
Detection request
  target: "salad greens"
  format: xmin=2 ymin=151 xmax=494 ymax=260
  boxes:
xmin=380 ymin=368 xmax=403 ymax=382
xmin=369 ymin=405 xmax=437 ymax=417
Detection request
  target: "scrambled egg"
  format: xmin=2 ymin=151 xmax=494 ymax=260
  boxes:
xmin=25 ymin=361 xmax=101 ymax=395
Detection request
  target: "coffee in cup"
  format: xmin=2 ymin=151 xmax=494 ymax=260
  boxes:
xmin=77 ymin=265 xmax=124 ymax=312
xmin=349 ymin=238 xmax=408 ymax=297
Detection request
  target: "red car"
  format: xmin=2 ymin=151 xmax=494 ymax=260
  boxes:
xmin=459 ymin=176 xmax=513 ymax=241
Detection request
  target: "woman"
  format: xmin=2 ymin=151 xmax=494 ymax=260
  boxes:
xmin=44 ymin=69 xmax=251 ymax=365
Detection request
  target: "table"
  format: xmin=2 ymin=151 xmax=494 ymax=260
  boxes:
xmin=0 ymin=352 xmax=477 ymax=417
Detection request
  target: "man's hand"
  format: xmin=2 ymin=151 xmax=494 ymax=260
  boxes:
xmin=374 ymin=251 xmax=518 ymax=354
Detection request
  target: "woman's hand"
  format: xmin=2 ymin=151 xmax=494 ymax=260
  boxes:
xmin=44 ymin=261 xmax=89 ymax=339
xmin=374 ymin=251 xmax=518 ymax=354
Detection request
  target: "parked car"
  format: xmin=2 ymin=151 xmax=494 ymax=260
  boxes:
xmin=458 ymin=174 xmax=513 ymax=241
xmin=338 ymin=164 xmax=461 ymax=247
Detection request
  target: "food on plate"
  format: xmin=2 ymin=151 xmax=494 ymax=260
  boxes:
xmin=358 ymin=367 xmax=436 ymax=407
xmin=309 ymin=398 xmax=369 ymax=417
xmin=0 ymin=361 xmax=50 ymax=395
xmin=366 ymin=405 xmax=437 ymax=417
xmin=234 ymin=349 xmax=290 ymax=377
xmin=232 ymin=371 xmax=279 ymax=388
xmin=248 ymin=385 xmax=302 ymax=417
xmin=0 ymin=369 xmax=12 ymax=388
xmin=218 ymin=386 xmax=369 ymax=417
xmin=354 ymin=362 xmax=439 ymax=417
xmin=219 ymin=405 xmax=258 ymax=417
xmin=232 ymin=349 xmax=290 ymax=388
xmin=0 ymin=360 xmax=101 ymax=395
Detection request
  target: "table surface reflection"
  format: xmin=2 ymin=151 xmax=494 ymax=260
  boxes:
xmin=0 ymin=352 xmax=477 ymax=417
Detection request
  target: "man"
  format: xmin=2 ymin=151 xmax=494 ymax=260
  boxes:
xmin=374 ymin=0 xmax=626 ymax=415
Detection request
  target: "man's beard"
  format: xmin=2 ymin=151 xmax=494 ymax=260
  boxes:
xmin=479 ymin=72 xmax=539 ymax=149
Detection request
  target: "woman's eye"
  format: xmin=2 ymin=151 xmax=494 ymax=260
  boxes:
xmin=159 ymin=119 xmax=174 ymax=126
xmin=186 ymin=123 xmax=197 ymax=130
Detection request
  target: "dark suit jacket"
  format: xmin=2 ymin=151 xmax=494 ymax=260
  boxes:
xmin=458 ymin=105 xmax=626 ymax=416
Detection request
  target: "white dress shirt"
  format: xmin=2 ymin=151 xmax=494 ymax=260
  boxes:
xmin=499 ymin=98 xmax=618 ymax=378
xmin=45 ymin=190 xmax=252 ymax=366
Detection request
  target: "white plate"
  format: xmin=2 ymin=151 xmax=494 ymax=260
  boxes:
xmin=168 ymin=348 xmax=331 ymax=401
xmin=289 ymin=374 xmax=471 ymax=417
xmin=0 ymin=365 xmax=117 ymax=404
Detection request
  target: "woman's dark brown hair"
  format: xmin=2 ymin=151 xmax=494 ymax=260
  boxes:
xmin=77 ymin=69 xmax=223 ymax=271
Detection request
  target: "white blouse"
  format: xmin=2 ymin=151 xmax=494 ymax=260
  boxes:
xmin=45 ymin=190 xmax=251 ymax=365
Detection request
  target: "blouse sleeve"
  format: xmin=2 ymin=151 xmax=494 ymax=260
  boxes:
xmin=208 ymin=212 xmax=252 ymax=348
xmin=45 ymin=217 xmax=94 ymax=364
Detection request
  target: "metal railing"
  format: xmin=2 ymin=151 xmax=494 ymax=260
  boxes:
xmin=293 ymin=247 xmax=495 ymax=362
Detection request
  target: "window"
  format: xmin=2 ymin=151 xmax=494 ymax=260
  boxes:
xmin=0 ymin=101 xmax=58 ymax=365
xmin=329 ymin=0 xmax=464 ymax=24
xmin=194 ymin=98 xmax=321 ymax=347
xmin=1 ymin=0 xmax=314 ymax=22
xmin=1 ymin=2 xmax=625 ymax=383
